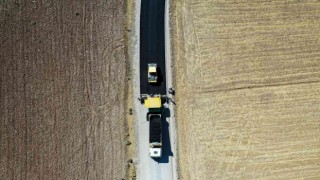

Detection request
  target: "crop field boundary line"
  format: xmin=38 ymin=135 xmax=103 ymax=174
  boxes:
xmin=201 ymin=80 xmax=320 ymax=93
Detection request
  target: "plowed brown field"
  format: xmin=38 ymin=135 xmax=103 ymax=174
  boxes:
xmin=0 ymin=1 xmax=128 ymax=179
xmin=173 ymin=0 xmax=320 ymax=179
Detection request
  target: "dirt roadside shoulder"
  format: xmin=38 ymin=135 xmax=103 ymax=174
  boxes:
xmin=125 ymin=0 xmax=137 ymax=179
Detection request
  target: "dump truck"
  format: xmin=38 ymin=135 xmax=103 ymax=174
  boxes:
xmin=144 ymin=95 xmax=162 ymax=158
xmin=148 ymin=63 xmax=158 ymax=83
xmin=148 ymin=113 xmax=162 ymax=158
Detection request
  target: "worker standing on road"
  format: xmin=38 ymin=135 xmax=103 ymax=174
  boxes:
xmin=168 ymin=87 xmax=175 ymax=95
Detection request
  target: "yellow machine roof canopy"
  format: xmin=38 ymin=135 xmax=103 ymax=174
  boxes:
xmin=149 ymin=67 xmax=157 ymax=73
xmin=144 ymin=97 xmax=161 ymax=108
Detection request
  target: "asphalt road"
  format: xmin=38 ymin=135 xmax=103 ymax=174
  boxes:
xmin=140 ymin=0 xmax=166 ymax=95
xmin=132 ymin=0 xmax=178 ymax=179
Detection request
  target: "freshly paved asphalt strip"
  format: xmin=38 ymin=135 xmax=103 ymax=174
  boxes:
xmin=140 ymin=0 xmax=166 ymax=95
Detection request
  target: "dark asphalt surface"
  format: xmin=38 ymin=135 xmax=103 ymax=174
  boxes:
xmin=140 ymin=0 xmax=166 ymax=95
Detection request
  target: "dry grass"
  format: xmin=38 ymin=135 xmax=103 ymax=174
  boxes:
xmin=173 ymin=0 xmax=320 ymax=179
xmin=0 ymin=1 xmax=128 ymax=179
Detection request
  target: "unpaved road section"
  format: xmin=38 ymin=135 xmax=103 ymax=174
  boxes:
xmin=0 ymin=1 xmax=128 ymax=179
xmin=173 ymin=0 xmax=320 ymax=179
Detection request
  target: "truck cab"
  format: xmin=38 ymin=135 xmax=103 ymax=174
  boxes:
xmin=148 ymin=63 xmax=158 ymax=83
xmin=149 ymin=144 xmax=162 ymax=157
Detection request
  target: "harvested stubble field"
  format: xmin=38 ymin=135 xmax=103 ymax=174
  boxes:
xmin=173 ymin=0 xmax=320 ymax=179
xmin=0 ymin=1 xmax=128 ymax=179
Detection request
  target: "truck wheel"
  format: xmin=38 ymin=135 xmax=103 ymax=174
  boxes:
xmin=146 ymin=112 xmax=150 ymax=121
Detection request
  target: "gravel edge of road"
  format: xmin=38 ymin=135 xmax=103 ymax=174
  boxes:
xmin=168 ymin=0 xmax=181 ymax=179
xmin=130 ymin=0 xmax=142 ymax=178
xmin=165 ymin=0 xmax=179 ymax=179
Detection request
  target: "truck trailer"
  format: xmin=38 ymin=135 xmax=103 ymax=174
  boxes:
xmin=148 ymin=113 xmax=162 ymax=158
